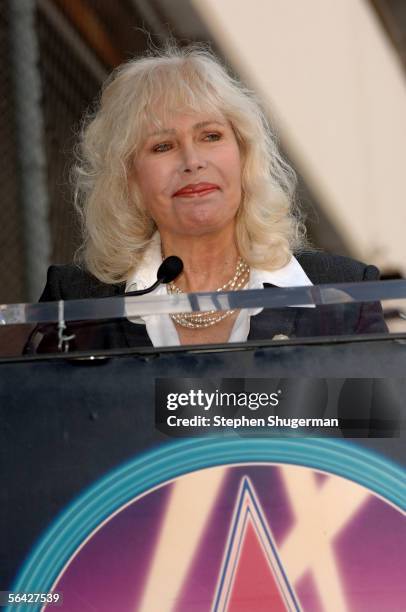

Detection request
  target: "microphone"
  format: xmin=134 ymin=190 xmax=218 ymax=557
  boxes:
xmin=126 ymin=256 xmax=183 ymax=296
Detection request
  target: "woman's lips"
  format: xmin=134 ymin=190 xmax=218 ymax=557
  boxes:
xmin=173 ymin=183 xmax=220 ymax=197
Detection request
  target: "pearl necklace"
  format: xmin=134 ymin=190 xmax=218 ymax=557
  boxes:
xmin=167 ymin=257 xmax=250 ymax=329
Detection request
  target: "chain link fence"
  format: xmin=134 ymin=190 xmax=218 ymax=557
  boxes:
xmin=37 ymin=1 xmax=103 ymax=272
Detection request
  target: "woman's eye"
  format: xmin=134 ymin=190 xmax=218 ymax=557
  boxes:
xmin=204 ymin=132 xmax=221 ymax=141
xmin=152 ymin=142 xmax=172 ymax=153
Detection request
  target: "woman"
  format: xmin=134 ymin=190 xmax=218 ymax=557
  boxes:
xmin=29 ymin=45 xmax=385 ymax=352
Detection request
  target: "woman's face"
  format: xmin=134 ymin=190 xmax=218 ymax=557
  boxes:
xmin=132 ymin=112 xmax=242 ymax=239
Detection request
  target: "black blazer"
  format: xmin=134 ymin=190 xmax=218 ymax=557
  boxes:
xmin=26 ymin=252 xmax=386 ymax=353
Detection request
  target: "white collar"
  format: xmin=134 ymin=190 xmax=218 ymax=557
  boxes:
xmin=250 ymin=257 xmax=313 ymax=289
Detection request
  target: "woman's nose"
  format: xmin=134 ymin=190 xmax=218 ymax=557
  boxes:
xmin=181 ymin=143 xmax=207 ymax=173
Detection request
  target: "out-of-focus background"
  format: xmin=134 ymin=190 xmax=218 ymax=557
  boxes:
xmin=1 ymin=0 xmax=405 ymax=304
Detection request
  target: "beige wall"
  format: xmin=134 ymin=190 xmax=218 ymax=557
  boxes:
xmin=191 ymin=0 xmax=406 ymax=274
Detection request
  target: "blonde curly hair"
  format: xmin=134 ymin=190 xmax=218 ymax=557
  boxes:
xmin=73 ymin=44 xmax=305 ymax=283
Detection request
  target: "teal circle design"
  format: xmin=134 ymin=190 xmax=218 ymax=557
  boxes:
xmin=9 ymin=438 xmax=405 ymax=612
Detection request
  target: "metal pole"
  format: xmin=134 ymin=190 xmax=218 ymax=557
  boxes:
xmin=9 ymin=0 xmax=51 ymax=302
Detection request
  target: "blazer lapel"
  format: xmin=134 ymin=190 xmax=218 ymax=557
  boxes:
xmin=248 ymin=283 xmax=298 ymax=342
xmin=113 ymin=283 xmax=153 ymax=348
xmin=120 ymin=318 xmax=152 ymax=348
